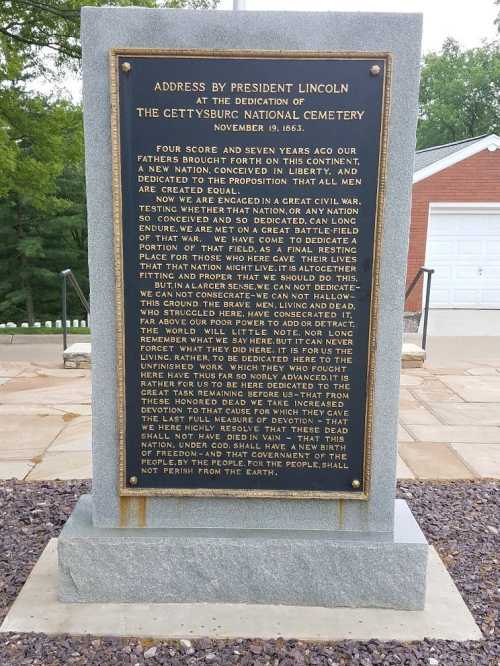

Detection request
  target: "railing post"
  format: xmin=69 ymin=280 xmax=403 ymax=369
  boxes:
xmin=405 ymin=266 xmax=434 ymax=351
xmin=421 ymin=269 xmax=434 ymax=351
xmin=405 ymin=269 xmax=423 ymax=301
xmin=61 ymin=272 xmax=68 ymax=352
xmin=60 ymin=268 xmax=90 ymax=353
xmin=68 ymin=272 xmax=90 ymax=314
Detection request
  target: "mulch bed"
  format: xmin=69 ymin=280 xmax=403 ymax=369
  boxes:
xmin=0 ymin=479 xmax=498 ymax=665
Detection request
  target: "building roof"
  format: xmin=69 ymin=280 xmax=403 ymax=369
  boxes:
xmin=415 ymin=135 xmax=489 ymax=171
xmin=413 ymin=133 xmax=500 ymax=183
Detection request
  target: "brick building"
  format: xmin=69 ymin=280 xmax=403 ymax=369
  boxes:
xmin=405 ymin=134 xmax=500 ymax=323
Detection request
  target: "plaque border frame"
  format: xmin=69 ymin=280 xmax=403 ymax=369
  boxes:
xmin=109 ymin=48 xmax=392 ymax=500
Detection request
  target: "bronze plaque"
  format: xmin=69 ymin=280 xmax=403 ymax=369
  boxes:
xmin=110 ymin=50 xmax=391 ymax=498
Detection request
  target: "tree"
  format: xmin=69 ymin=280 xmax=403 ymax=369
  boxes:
xmin=417 ymin=38 xmax=500 ymax=149
xmin=0 ymin=93 xmax=84 ymax=324
xmin=0 ymin=0 xmax=217 ymax=75
xmin=0 ymin=0 xmax=219 ymax=323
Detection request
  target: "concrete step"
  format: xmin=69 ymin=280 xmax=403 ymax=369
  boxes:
xmin=64 ymin=343 xmax=91 ymax=369
xmin=401 ymin=342 xmax=426 ymax=368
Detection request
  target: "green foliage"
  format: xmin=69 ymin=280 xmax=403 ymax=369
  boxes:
xmin=0 ymin=0 xmax=218 ymax=323
xmin=0 ymin=94 xmax=87 ymax=323
xmin=1 ymin=3 xmax=495 ymax=321
xmin=0 ymin=0 xmax=218 ymax=75
xmin=417 ymin=38 xmax=500 ymax=149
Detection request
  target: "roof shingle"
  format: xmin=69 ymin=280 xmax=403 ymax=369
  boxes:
xmin=414 ymin=134 xmax=490 ymax=172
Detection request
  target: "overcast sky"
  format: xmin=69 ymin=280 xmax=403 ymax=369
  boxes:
xmin=218 ymin=0 xmax=498 ymax=53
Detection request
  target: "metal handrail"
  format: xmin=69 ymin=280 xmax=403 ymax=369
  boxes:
xmin=405 ymin=267 xmax=434 ymax=350
xmin=60 ymin=269 xmax=90 ymax=351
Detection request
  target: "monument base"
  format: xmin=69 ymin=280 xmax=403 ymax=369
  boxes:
xmin=58 ymin=496 xmax=428 ymax=610
xmin=2 ymin=541 xmax=482 ymax=641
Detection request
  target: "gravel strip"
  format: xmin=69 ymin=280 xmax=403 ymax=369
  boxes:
xmin=0 ymin=479 xmax=498 ymax=665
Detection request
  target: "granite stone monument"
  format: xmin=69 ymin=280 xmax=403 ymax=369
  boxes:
xmin=58 ymin=7 xmax=427 ymax=609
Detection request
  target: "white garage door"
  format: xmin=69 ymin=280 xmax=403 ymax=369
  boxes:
xmin=425 ymin=205 xmax=500 ymax=309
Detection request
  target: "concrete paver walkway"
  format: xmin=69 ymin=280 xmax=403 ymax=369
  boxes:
xmin=0 ymin=358 xmax=499 ymax=481
xmin=0 ymin=361 xmax=91 ymax=480
xmin=398 ymin=361 xmax=500 ymax=479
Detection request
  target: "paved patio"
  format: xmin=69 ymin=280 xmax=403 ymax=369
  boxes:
xmin=0 ymin=357 xmax=499 ymax=481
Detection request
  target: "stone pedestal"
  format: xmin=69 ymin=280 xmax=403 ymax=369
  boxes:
xmin=58 ymin=7 xmax=427 ymax=611
xmin=59 ymin=495 xmax=427 ymax=609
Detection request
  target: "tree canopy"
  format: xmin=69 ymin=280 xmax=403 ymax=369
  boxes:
xmin=0 ymin=90 xmax=85 ymax=323
xmin=0 ymin=0 xmax=217 ymax=75
xmin=417 ymin=38 xmax=500 ymax=149
xmin=0 ymin=0 xmax=217 ymax=324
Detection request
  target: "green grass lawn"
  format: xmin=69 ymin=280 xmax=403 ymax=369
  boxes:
xmin=0 ymin=327 xmax=90 ymax=335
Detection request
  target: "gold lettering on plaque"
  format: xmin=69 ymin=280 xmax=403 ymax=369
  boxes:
xmin=111 ymin=50 xmax=391 ymax=499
